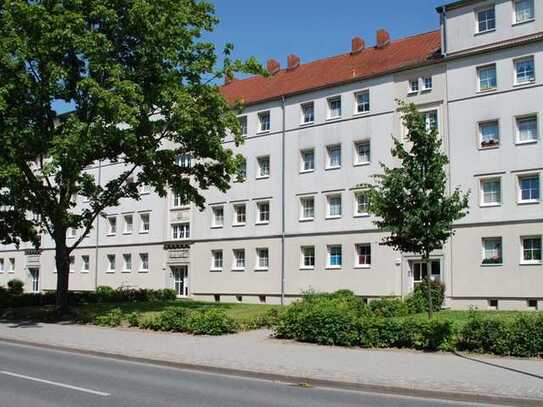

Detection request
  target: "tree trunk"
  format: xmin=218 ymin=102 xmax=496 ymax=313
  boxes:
xmin=426 ymin=258 xmax=434 ymax=319
xmin=55 ymin=239 xmax=70 ymax=317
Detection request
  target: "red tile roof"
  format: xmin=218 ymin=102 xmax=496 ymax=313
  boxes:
xmin=220 ymin=30 xmax=442 ymax=106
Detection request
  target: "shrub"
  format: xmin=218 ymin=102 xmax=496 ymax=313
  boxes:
xmin=127 ymin=312 xmax=140 ymax=328
xmin=240 ymin=308 xmax=282 ymax=330
xmin=94 ymin=308 xmax=123 ymax=327
xmin=7 ymin=279 xmax=24 ymax=295
xmin=368 ymin=298 xmax=409 ymax=318
xmin=186 ymin=309 xmax=237 ymax=335
xmin=405 ymin=279 xmax=445 ymax=314
xmin=154 ymin=307 xmax=190 ymax=332
xmin=96 ymin=286 xmax=115 ymax=302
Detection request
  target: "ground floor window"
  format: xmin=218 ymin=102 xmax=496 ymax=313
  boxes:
xmin=327 ymin=245 xmax=342 ymax=268
xmin=355 ymin=243 xmax=371 ymax=267
xmin=482 ymin=237 xmax=503 ymax=265
xmin=300 ymin=246 xmax=315 ymax=269
xmin=521 ymin=236 xmax=542 ymax=264
xmin=411 ymin=260 xmax=440 ymax=285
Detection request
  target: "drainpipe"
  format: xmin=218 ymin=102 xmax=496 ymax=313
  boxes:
xmin=94 ymin=160 xmax=102 ymax=291
xmin=280 ymin=95 xmax=286 ymax=306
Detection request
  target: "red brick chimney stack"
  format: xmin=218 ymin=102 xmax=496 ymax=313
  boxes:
xmin=287 ymin=54 xmax=301 ymax=71
xmin=267 ymin=59 xmax=281 ymax=75
xmin=376 ymin=29 xmax=391 ymax=48
xmin=351 ymin=36 xmax=365 ymax=54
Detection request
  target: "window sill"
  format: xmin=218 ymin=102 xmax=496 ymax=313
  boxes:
xmin=122 ymin=270 xmax=132 ymax=273
xmin=325 ymin=266 xmax=342 ymax=270
xmin=515 ymin=140 xmax=538 ymax=146
xmin=210 ymin=225 xmax=224 ymax=229
xmin=231 ymin=268 xmax=245 ymax=272
xmin=479 ymin=145 xmax=500 ymax=151
xmin=475 ymin=28 xmax=496 ymax=36
xmin=299 ymin=121 xmax=314 ymax=127
xmin=481 ymin=263 xmax=503 ymax=267
xmin=513 ymin=80 xmax=536 ymax=88
xmin=353 ymin=111 xmax=370 ymax=117
xmin=105 ymin=270 xmax=116 ymax=274
xmin=139 ymin=231 xmax=150 ymax=235
xmin=517 ymin=200 xmax=540 ymax=205
xmin=122 ymin=232 xmax=133 ymax=235
xmin=299 ymin=169 xmax=315 ymax=174
xmin=325 ymin=215 xmax=342 ymax=220
xmin=232 ymin=223 xmax=246 ymax=227
xmin=171 ymin=206 xmax=191 ymax=211
xmin=407 ymin=91 xmax=418 ymax=96
xmin=480 ymin=203 xmax=501 ymax=208
xmin=354 ymin=161 xmax=370 ymax=167
xmin=106 ymin=234 xmax=116 ymax=237
xmin=256 ymin=175 xmax=270 ymax=180
xmin=354 ymin=265 xmax=371 ymax=269
xmin=138 ymin=270 xmax=149 ymax=273
xmin=326 ymin=116 xmax=342 ymax=122
xmin=299 ymin=217 xmax=314 ymax=222
xmin=254 ymin=268 xmax=269 ymax=272
xmin=520 ymin=261 xmax=542 ymax=266
xmin=325 ymin=166 xmax=341 ymax=171
xmin=299 ymin=266 xmax=315 ymax=271
xmin=421 ymin=88 xmax=432 ymax=93
xmin=256 ymin=130 xmax=270 ymax=135
xmin=513 ymin=18 xmax=535 ymax=27
xmin=354 ymin=213 xmax=370 ymax=218
xmin=81 ymin=270 xmax=90 ymax=274
xmin=256 ymin=221 xmax=270 ymax=226
xmin=210 ymin=268 xmax=223 ymax=272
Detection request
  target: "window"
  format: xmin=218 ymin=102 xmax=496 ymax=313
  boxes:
xmin=300 ymin=196 xmax=315 ymax=220
xmin=518 ymin=174 xmax=540 ymax=203
xmin=355 ymin=244 xmax=371 ymax=267
xmin=300 ymin=149 xmax=315 ymax=172
xmin=257 ymin=156 xmax=270 ymax=178
xmin=139 ymin=253 xmax=149 ymax=272
xmin=107 ymin=216 xmax=117 ymax=235
xmin=354 ymin=192 xmax=369 ymax=216
xmin=81 ymin=255 xmax=90 ymax=272
xmin=327 ymin=96 xmax=342 ymax=119
xmin=172 ymin=189 xmax=187 ymax=208
xmin=327 ymin=194 xmax=342 ymax=218
xmin=326 ymin=144 xmax=341 ymax=168
xmin=355 ymin=91 xmax=370 ymax=113
xmin=139 ymin=213 xmax=150 ymax=233
xmin=408 ymin=79 xmax=419 ymax=94
xmin=237 ymin=157 xmax=247 ymax=181
xmin=354 ymin=140 xmax=370 ymax=165
xmin=482 ymin=237 xmax=503 ymax=264
xmin=514 ymin=56 xmax=535 ymax=85
xmin=521 ymin=236 xmax=542 ymax=264
xmin=238 ymin=115 xmax=247 ymax=136
xmin=258 ymin=111 xmax=270 ymax=132
xmin=8 ymin=258 xmax=15 ymax=273
xmin=423 ymin=77 xmax=433 ymax=91
xmin=123 ymin=214 xmax=133 ymax=234
xmin=211 ymin=250 xmax=223 ymax=270
xmin=477 ymin=64 xmax=497 ymax=91
xmin=172 ymin=222 xmax=190 ymax=239
xmin=139 ymin=183 xmax=150 ymax=194
xmin=327 ymin=245 xmax=342 ymax=267
xmin=476 ymin=7 xmax=496 ymax=33
xmin=516 ymin=115 xmax=538 ymax=143
xmin=257 ymin=201 xmax=270 ymax=224
xmin=301 ymin=102 xmax=315 ymax=124
xmin=423 ymin=110 xmax=438 ymax=131
xmin=480 ymin=178 xmax=502 ymax=206
xmin=479 ymin=121 xmax=500 ymax=148
xmin=0 ymin=259 xmax=4 ymax=273
xmin=301 ymin=246 xmax=315 ymax=269
xmin=514 ymin=0 xmax=535 ymax=24
xmin=233 ymin=203 xmax=246 ymax=225
xmin=176 ymin=154 xmax=192 ymax=168
xmin=256 ymin=248 xmax=269 ymax=270
xmin=212 ymin=206 xmax=224 ymax=227
xmin=67 ymin=228 xmax=76 ymax=239
xmin=69 ymin=256 xmax=75 ymax=273
xmin=232 ymin=249 xmax=245 ymax=270
xmin=107 ymin=254 xmax=116 ymax=272
xmin=123 ymin=254 xmax=132 ymax=272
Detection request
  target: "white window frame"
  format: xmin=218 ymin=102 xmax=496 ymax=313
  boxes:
xmin=232 ymin=249 xmax=246 ymax=271
xmin=480 ymin=177 xmax=502 ymax=207
xmin=107 ymin=216 xmax=117 ymax=236
xmin=300 ymin=246 xmax=315 ymax=270
xmin=326 ymin=144 xmax=342 ymax=169
xmin=408 ymin=79 xmax=419 ymax=94
xmin=422 ymin=76 xmax=433 ymax=91
xmin=256 ymin=156 xmax=270 ymax=179
xmin=211 ymin=250 xmax=223 ymax=271
xmin=256 ymin=201 xmax=270 ymax=224
xmin=355 ymin=243 xmax=372 ymax=268
xmin=327 ymin=96 xmax=342 ymax=119
xmin=479 ymin=120 xmax=500 ymax=149
xmin=176 ymin=154 xmax=192 ymax=168
xmin=8 ymin=258 xmax=15 ymax=273
xmin=69 ymin=256 xmax=75 ymax=273
xmin=122 ymin=253 xmax=132 ymax=273
xmin=171 ymin=222 xmax=190 ymax=240
xmin=255 ymin=248 xmax=269 ymax=270
xmin=139 ymin=253 xmax=149 ymax=272
xmin=81 ymin=255 xmax=90 ymax=273
xmin=0 ymin=259 xmax=4 ymax=274
xmin=515 ymin=114 xmax=539 ymax=144
xmin=258 ymin=111 xmax=271 ymax=133
xmin=354 ymin=140 xmax=371 ymax=166
xmin=233 ymin=203 xmax=247 ymax=226
xmin=123 ymin=214 xmax=133 ymax=234
xmin=300 ymin=102 xmax=315 ymax=125
xmin=139 ymin=212 xmax=150 ymax=233
xmin=517 ymin=173 xmax=541 ymax=204
xmin=299 ymin=196 xmax=315 ymax=221
xmin=482 ymin=237 xmax=503 ymax=265
xmin=300 ymin=148 xmax=315 ymax=173
xmin=238 ymin=115 xmax=248 ymax=136
xmin=354 ymin=191 xmax=370 ymax=217
xmin=107 ymin=254 xmax=116 ymax=273
xmin=514 ymin=0 xmax=535 ymax=25
xmin=211 ymin=205 xmax=224 ymax=228
xmin=172 ymin=189 xmax=188 ymax=209
xmin=354 ymin=90 xmax=370 ymax=114
xmin=514 ymin=56 xmax=536 ymax=85
xmin=475 ymin=6 xmax=496 ymax=34
xmin=326 ymin=193 xmax=342 ymax=219
xmin=139 ymin=183 xmax=150 ymax=195
xmin=327 ymin=245 xmax=342 ymax=268
xmin=520 ymin=235 xmax=542 ymax=265
xmin=477 ymin=64 xmax=497 ymax=92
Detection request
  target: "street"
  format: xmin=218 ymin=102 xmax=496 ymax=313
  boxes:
xmin=0 ymin=340 xmax=489 ymax=407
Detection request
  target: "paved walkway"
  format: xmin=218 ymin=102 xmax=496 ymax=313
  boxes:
xmin=0 ymin=322 xmax=542 ymax=403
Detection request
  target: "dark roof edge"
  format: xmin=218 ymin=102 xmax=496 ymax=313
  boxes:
xmin=436 ymin=0 xmax=483 ymax=13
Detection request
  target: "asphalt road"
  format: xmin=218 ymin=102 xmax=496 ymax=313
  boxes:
xmin=0 ymin=340 xmax=489 ymax=407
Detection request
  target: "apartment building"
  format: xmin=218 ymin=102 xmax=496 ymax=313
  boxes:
xmin=0 ymin=0 xmax=541 ymax=310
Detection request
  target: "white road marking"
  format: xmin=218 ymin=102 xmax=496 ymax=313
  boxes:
xmin=1 ymin=371 xmax=110 ymax=397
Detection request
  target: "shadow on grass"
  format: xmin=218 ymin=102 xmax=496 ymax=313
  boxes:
xmin=453 ymin=351 xmax=543 ymax=380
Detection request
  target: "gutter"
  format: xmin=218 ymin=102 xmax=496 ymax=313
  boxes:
xmin=94 ymin=160 xmax=102 ymax=290
xmin=280 ymin=95 xmax=286 ymax=306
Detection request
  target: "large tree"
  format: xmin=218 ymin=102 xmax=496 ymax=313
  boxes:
xmin=0 ymin=0 xmax=262 ymax=314
xmin=366 ymin=102 xmax=469 ymax=318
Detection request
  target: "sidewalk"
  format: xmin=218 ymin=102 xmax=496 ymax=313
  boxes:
xmin=1 ymin=321 xmax=542 ymax=404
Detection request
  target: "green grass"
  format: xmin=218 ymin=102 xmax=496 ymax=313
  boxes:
xmin=0 ymin=300 xmax=280 ymax=328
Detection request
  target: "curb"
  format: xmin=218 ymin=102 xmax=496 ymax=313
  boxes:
xmin=0 ymin=336 xmax=540 ymax=407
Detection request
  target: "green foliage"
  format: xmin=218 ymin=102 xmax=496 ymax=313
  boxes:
xmin=368 ymin=298 xmax=409 ymax=318
xmin=154 ymin=307 xmax=190 ymax=332
xmin=126 ymin=312 xmax=140 ymax=328
xmin=94 ymin=308 xmax=123 ymax=327
xmin=186 ymin=309 xmax=237 ymax=336
xmin=405 ymin=280 xmax=445 ymax=314
xmin=7 ymin=279 xmax=24 ymax=295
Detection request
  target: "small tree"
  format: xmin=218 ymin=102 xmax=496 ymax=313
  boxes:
xmin=0 ymin=0 xmax=264 ymax=315
xmin=366 ymin=102 xmax=469 ymax=318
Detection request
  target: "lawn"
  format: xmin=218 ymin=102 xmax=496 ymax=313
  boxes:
xmin=0 ymin=299 xmax=280 ymax=328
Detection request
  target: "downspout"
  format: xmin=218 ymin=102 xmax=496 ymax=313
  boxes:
xmin=94 ymin=160 xmax=102 ymax=291
xmin=280 ymin=95 xmax=286 ymax=306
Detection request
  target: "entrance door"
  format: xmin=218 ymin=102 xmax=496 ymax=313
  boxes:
xmin=29 ymin=269 xmax=39 ymax=293
xmin=172 ymin=266 xmax=189 ymax=297
xmin=410 ymin=260 xmax=441 ymax=287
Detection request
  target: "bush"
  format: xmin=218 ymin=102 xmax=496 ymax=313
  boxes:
xmin=186 ymin=309 xmax=237 ymax=335
xmin=405 ymin=279 xmax=445 ymax=314
xmin=7 ymin=279 xmax=24 ymax=295
xmin=96 ymin=286 xmax=115 ymax=302
xmin=127 ymin=312 xmax=140 ymax=328
xmin=154 ymin=307 xmax=190 ymax=332
xmin=368 ymin=298 xmax=409 ymax=318
xmin=94 ymin=308 xmax=123 ymax=327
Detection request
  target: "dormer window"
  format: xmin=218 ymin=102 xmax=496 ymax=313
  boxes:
xmin=476 ymin=7 xmax=496 ymax=34
xmin=514 ymin=0 xmax=535 ymax=24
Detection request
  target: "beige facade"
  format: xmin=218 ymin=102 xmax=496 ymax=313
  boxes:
xmin=1 ymin=0 xmax=542 ymax=310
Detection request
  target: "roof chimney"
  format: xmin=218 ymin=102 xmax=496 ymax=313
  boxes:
xmin=351 ymin=36 xmax=365 ymax=54
xmin=287 ymin=54 xmax=300 ymax=71
xmin=376 ymin=29 xmax=390 ymax=48
xmin=267 ymin=58 xmax=281 ymax=75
